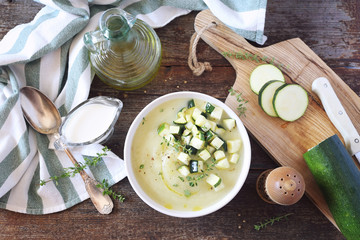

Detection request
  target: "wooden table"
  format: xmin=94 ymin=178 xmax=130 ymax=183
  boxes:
xmin=1 ymin=1 xmax=358 ymax=239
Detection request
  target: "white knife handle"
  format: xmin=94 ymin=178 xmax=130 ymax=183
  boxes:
xmin=312 ymin=77 xmax=360 ymax=156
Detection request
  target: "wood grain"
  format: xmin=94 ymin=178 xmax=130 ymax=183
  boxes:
xmin=194 ymin=9 xmax=360 ymax=229
xmin=1 ymin=0 xmax=358 ymax=239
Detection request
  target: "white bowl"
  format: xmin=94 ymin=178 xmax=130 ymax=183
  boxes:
xmin=124 ymin=91 xmax=251 ymax=218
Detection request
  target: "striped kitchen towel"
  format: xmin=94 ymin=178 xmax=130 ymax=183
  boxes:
xmin=0 ymin=0 xmax=267 ymax=214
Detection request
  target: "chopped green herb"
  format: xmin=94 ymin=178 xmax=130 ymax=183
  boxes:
xmin=139 ymin=164 xmax=144 ymax=169
xmin=184 ymin=189 xmax=191 ymax=197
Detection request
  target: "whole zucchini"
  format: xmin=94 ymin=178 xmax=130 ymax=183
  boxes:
xmin=303 ymin=134 xmax=360 ymax=240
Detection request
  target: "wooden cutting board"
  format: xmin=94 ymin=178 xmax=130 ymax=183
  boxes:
xmin=194 ymin=10 xmax=360 ymax=229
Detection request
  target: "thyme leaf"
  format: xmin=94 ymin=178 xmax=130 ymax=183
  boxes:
xmin=39 ymin=147 xmax=125 ymax=202
xmin=228 ymin=87 xmax=248 ymax=117
xmin=254 ymin=213 xmax=293 ymax=231
xmin=96 ymin=179 xmax=125 ymax=202
xmin=222 ymin=51 xmax=290 ymax=71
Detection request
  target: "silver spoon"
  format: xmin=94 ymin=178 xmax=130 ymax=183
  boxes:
xmin=20 ymin=86 xmax=114 ymax=214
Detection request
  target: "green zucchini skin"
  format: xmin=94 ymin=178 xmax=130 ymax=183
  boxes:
xmin=303 ymin=135 xmax=360 ymax=240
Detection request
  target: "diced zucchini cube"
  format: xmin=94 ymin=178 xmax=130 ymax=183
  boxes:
xmin=214 ymin=150 xmax=226 ymax=161
xmin=177 ymin=165 xmax=190 ymax=177
xmin=223 ymin=118 xmax=236 ymax=130
xmin=181 ymin=135 xmax=192 ymax=145
xmin=185 ymin=121 xmax=194 ymax=130
xmin=198 ymin=161 xmax=204 ymax=172
xmin=182 ymin=129 xmax=191 ymax=136
xmin=227 ymin=139 xmax=242 ymax=153
xmin=205 ymin=102 xmax=215 ymax=113
xmin=188 ymin=99 xmax=195 ymax=108
xmin=197 ymin=131 xmax=205 ymax=141
xmin=206 ymin=173 xmax=222 ymax=188
xmin=195 ymin=115 xmax=207 ymax=127
xmin=201 ymin=120 xmax=212 ymax=132
xmin=177 ymin=152 xmax=190 ymax=165
xmin=210 ymin=107 xmax=223 ymax=121
xmin=214 ymin=182 xmax=225 ymax=192
xmin=191 ymin=125 xmax=199 ymax=136
xmin=169 ymin=125 xmax=181 ymax=135
xmin=190 ymin=137 xmax=205 ymax=150
xmin=215 ymin=125 xmax=226 ymax=136
xmin=173 ymin=116 xmax=187 ymax=125
xmin=157 ymin=123 xmax=170 ymax=137
xmin=205 ymin=130 xmax=215 ymax=142
xmin=229 ymin=153 xmax=240 ymax=164
xmin=206 ymin=145 xmax=216 ymax=154
xmin=163 ymin=134 xmax=174 ymax=143
xmin=192 ymin=108 xmax=202 ymax=120
xmin=215 ymin=158 xmax=230 ymax=170
xmin=198 ymin=149 xmax=211 ymax=161
xmin=189 ymin=160 xmax=199 ymax=173
xmin=210 ymin=136 xmax=224 ymax=150
xmin=177 ymin=107 xmax=187 ymax=118
xmin=185 ymin=145 xmax=197 ymax=155
xmin=207 ymin=120 xmax=217 ymax=131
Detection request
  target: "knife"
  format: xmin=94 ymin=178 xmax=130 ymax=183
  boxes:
xmin=312 ymin=77 xmax=360 ymax=164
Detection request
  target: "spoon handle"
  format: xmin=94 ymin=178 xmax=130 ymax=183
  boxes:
xmin=63 ymin=148 xmax=114 ymax=214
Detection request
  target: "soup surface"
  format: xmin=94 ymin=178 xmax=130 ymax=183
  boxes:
xmin=131 ymin=98 xmax=244 ymax=211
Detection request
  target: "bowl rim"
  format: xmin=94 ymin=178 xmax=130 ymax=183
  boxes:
xmin=124 ymin=91 xmax=251 ymax=218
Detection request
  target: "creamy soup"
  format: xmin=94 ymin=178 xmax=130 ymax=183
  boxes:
xmin=131 ymin=98 xmax=244 ymax=211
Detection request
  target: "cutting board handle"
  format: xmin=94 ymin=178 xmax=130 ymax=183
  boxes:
xmin=193 ymin=9 xmax=360 ymax=230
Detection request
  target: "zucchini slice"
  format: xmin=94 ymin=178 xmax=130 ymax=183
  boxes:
xmin=303 ymin=135 xmax=360 ymax=239
xmin=273 ymin=84 xmax=308 ymax=122
xmin=249 ymin=64 xmax=285 ymax=95
xmin=258 ymin=80 xmax=286 ymax=117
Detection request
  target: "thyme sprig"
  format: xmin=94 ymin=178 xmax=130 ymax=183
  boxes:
xmin=186 ymin=158 xmax=216 ymax=187
xmin=39 ymin=146 xmax=125 ymax=202
xmin=161 ymin=136 xmax=191 ymax=155
xmin=39 ymin=146 xmax=110 ymax=186
xmin=222 ymin=51 xmax=289 ymax=71
xmin=254 ymin=213 xmax=293 ymax=231
xmin=229 ymin=87 xmax=248 ymax=117
xmin=96 ymin=179 xmax=125 ymax=202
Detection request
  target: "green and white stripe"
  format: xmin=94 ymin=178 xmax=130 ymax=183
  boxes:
xmin=0 ymin=0 xmax=267 ymax=214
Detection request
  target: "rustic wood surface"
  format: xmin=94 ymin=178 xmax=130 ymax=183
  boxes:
xmin=1 ymin=1 xmax=359 ymax=239
xmin=194 ymin=9 xmax=360 ymax=229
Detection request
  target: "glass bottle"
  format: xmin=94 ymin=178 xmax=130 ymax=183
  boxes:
xmin=84 ymin=8 xmax=162 ymax=90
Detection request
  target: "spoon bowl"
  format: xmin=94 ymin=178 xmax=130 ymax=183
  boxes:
xmin=20 ymin=87 xmax=61 ymax=134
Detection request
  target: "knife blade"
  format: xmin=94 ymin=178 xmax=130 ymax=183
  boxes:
xmin=312 ymin=77 xmax=360 ymax=163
